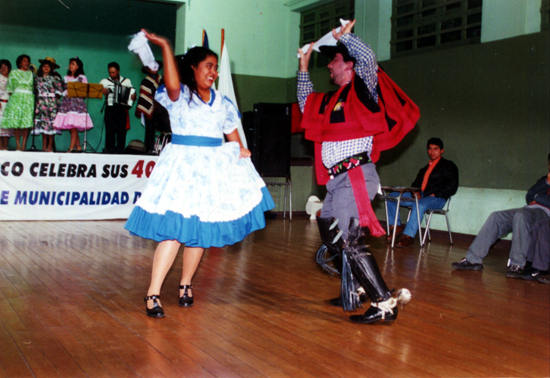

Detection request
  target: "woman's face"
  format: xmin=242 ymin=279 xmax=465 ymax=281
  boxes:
xmin=0 ymin=64 xmax=9 ymax=77
xmin=42 ymin=64 xmax=51 ymax=75
xmin=69 ymin=60 xmax=79 ymax=74
xmin=20 ymin=57 xmax=30 ymax=71
xmin=192 ymin=55 xmax=218 ymax=91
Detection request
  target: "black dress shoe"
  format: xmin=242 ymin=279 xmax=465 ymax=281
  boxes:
xmin=329 ymin=293 xmax=367 ymax=307
xmin=179 ymin=285 xmax=194 ymax=307
xmin=452 ymin=258 xmax=483 ymax=271
xmin=144 ymin=295 xmax=165 ymax=318
xmin=349 ymin=304 xmax=398 ymax=324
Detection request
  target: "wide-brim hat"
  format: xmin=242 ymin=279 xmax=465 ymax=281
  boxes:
xmin=319 ymin=43 xmax=355 ymax=63
xmin=38 ymin=57 xmax=60 ymax=69
xmin=142 ymin=61 xmax=163 ymax=74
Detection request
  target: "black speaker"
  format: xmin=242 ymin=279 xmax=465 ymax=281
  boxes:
xmin=246 ymin=103 xmax=292 ymax=178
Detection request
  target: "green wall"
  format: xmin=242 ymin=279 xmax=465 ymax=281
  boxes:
xmin=375 ymin=31 xmax=549 ymax=191
xmin=181 ymin=0 xmax=300 ymax=78
xmin=1 ymin=0 xmax=176 ymax=152
xmin=281 ymin=31 xmax=549 ymax=191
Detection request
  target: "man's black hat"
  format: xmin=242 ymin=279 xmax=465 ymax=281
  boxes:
xmin=319 ymin=43 xmax=355 ymax=63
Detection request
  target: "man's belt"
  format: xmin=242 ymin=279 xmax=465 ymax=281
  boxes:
xmin=327 ymin=151 xmax=372 ymax=179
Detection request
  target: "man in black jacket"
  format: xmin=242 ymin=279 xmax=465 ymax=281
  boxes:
xmin=387 ymin=137 xmax=459 ymax=247
xmin=453 ymin=153 xmax=550 ymax=276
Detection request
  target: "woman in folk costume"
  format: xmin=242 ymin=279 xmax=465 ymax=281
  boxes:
xmin=0 ymin=59 xmax=14 ymax=150
xmin=1 ymin=54 xmax=34 ymax=151
xmin=53 ymin=57 xmax=94 ymax=152
xmin=33 ymin=58 xmax=63 ymax=152
xmin=125 ymin=30 xmax=274 ymax=318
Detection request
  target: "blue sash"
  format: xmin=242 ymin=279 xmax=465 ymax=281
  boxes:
xmin=171 ymin=134 xmax=223 ymax=147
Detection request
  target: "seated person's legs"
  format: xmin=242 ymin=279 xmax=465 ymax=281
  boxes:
xmin=386 ymin=191 xmax=410 ymax=241
xmin=401 ymin=195 xmax=446 ymax=239
xmin=530 ymin=219 xmax=550 ymax=271
xmin=507 ymin=207 xmax=548 ymax=269
xmin=388 ymin=193 xmax=446 ymax=247
xmin=520 ymin=218 xmax=550 ymax=281
xmin=453 ymin=208 xmax=519 ymax=270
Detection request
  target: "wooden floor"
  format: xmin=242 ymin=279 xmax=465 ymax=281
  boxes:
xmin=0 ymin=218 xmax=548 ymax=378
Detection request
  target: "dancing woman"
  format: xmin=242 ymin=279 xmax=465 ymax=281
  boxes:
xmin=125 ymin=30 xmax=274 ymax=318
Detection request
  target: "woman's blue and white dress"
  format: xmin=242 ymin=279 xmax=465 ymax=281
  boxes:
xmin=125 ymin=84 xmax=274 ymax=248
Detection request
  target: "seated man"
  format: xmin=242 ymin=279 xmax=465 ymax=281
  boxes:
xmin=386 ymin=137 xmax=459 ymax=247
xmin=452 ymin=153 xmax=550 ymax=276
xmin=519 ymin=217 xmax=549 ymax=283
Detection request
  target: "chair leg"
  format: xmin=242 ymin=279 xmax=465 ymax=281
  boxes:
xmin=283 ymin=184 xmax=287 ymax=220
xmin=422 ymin=212 xmax=433 ymax=245
xmin=289 ymin=178 xmax=292 ymax=221
xmin=445 ymin=213 xmax=453 ymax=244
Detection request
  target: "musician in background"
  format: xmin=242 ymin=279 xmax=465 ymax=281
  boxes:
xmin=135 ymin=61 xmax=170 ymax=154
xmin=100 ymin=62 xmax=136 ymax=154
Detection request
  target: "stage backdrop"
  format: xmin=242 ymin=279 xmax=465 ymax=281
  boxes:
xmin=0 ymin=151 xmax=157 ymax=221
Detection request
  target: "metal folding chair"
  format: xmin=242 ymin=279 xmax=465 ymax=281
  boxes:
xmin=421 ymin=197 xmax=453 ymax=245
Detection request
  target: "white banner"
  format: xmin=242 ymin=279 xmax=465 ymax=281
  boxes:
xmin=0 ymin=151 xmax=157 ymax=220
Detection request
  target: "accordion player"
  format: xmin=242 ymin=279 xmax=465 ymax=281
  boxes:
xmin=100 ymin=76 xmax=136 ymax=108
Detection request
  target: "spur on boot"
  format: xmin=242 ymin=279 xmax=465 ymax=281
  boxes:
xmin=330 ymin=292 xmax=367 ymax=307
xmin=144 ymin=294 xmax=165 ymax=318
xmin=349 ymin=300 xmax=398 ymax=324
xmin=179 ymin=285 xmax=194 ymax=307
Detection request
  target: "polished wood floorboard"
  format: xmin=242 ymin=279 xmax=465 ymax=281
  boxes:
xmin=0 ymin=218 xmax=548 ymax=378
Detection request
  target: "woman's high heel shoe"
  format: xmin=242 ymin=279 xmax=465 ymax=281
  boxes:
xmin=144 ymin=294 xmax=165 ymax=318
xmin=178 ymin=285 xmax=194 ymax=307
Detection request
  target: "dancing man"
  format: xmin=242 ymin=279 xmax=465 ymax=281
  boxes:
xmin=298 ymin=20 xmax=418 ymax=323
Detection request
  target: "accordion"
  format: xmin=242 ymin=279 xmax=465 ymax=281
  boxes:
xmin=114 ymin=84 xmax=135 ymax=107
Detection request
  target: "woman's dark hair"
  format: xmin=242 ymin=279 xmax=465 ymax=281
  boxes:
xmin=176 ymin=47 xmax=218 ymax=103
xmin=16 ymin=54 xmax=31 ymax=69
xmin=67 ymin=57 xmax=85 ymax=77
xmin=37 ymin=62 xmax=53 ymax=77
xmin=0 ymin=59 xmax=12 ymax=75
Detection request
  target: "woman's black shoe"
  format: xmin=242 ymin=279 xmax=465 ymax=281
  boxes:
xmin=179 ymin=285 xmax=194 ymax=307
xmin=144 ymin=294 xmax=165 ymax=318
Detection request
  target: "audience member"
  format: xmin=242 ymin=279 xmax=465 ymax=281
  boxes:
xmin=386 ymin=137 xmax=459 ymax=247
xmin=452 ymin=153 xmax=550 ymax=276
xmin=519 ymin=217 xmax=549 ymax=283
